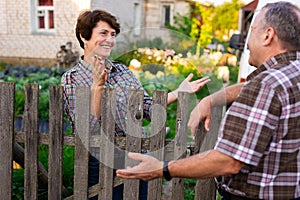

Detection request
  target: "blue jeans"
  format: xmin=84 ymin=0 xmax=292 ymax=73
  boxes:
xmin=88 ymin=155 xmax=148 ymax=200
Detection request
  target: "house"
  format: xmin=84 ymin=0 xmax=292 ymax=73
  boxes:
xmin=0 ymin=0 xmax=190 ymax=67
xmin=238 ymin=0 xmax=258 ymax=39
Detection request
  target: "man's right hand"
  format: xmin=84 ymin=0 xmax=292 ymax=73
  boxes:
xmin=188 ymin=96 xmax=212 ymax=135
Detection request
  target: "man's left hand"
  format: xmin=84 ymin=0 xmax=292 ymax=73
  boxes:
xmin=116 ymin=152 xmax=163 ymax=181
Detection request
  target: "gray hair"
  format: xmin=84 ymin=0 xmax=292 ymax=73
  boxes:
xmin=262 ymin=1 xmax=300 ymax=50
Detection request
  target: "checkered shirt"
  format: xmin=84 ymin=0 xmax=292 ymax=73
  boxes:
xmin=61 ymin=58 xmax=152 ymax=136
xmin=214 ymin=51 xmax=300 ymax=199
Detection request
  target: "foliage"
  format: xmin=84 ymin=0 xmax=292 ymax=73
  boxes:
xmin=0 ymin=65 xmax=66 ymax=119
xmin=167 ymin=2 xmax=214 ymax=56
xmin=12 ymin=169 xmax=24 ymax=200
xmin=167 ymin=11 xmax=191 ymax=37
xmin=38 ymin=144 xmax=75 ymax=194
xmin=167 ymin=0 xmax=245 ymax=54
xmin=190 ymin=2 xmax=214 ymax=56
xmin=184 ymin=178 xmax=197 ymax=200
xmin=229 ymin=65 xmax=239 ymax=85
xmin=212 ymin=0 xmax=245 ymax=41
xmin=12 ymin=145 xmax=75 ymax=199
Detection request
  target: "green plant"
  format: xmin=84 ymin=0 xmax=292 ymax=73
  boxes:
xmin=229 ymin=65 xmax=239 ymax=85
xmin=184 ymin=178 xmax=196 ymax=200
xmin=1 ymin=66 xmax=65 ymax=119
xmin=12 ymin=169 xmax=24 ymax=200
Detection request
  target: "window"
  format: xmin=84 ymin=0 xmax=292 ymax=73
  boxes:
xmin=161 ymin=4 xmax=173 ymax=27
xmin=33 ymin=0 xmax=54 ymax=33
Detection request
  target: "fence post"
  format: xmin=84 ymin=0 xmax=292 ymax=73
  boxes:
xmin=48 ymin=86 xmax=64 ymax=199
xmin=172 ymin=92 xmax=190 ymax=200
xmin=123 ymin=90 xmax=144 ymax=200
xmin=0 ymin=82 xmax=15 ymax=199
xmin=148 ymin=90 xmax=168 ymax=200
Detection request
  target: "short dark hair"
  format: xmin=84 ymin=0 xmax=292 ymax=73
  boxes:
xmin=75 ymin=9 xmax=121 ymax=49
xmin=263 ymin=2 xmax=300 ymax=50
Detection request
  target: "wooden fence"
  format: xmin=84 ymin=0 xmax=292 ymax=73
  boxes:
xmin=0 ymin=82 xmax=223 ymax=200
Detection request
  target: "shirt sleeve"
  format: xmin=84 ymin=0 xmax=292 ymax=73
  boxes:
xmin=214 ymin=79 xmax=281 ymax=166
xmin=61 ymin=71 xmax=101 ymax=133
xmin=61 ymin=72 xmax=76 ymax=131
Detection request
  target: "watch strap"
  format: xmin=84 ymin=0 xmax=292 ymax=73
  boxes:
xmin=163 ymin=161 xmax=172 ymax=181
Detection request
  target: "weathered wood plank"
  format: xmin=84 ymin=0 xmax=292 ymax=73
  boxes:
xmin=194 ymin=106 xmax=223 ymax=200
xmin=48 ymin=86 xmax=64 ymax=199
xmin=24 ymin=84 xmax=39 ymax=200
xmin=14 ymin=131 xmax=175 ymax=152
xmin=148 ymin=90 xmax=167 ymax=200
xmin=124 ymin=90 xmax=144 ymax=200
xmin=99 ymin=88 xmax=116 ymax=199
xmin=0 ymin=82 xmax=15 ymax=199
xmin=15 ymin=131 xmax=75 ymax=146
xmin=172 ymin=92 xmax=190 ymax=200
xmin=74 ymin=87 xmax=90 ymax=200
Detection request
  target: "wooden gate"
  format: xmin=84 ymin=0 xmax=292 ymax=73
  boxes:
xmin=0 ymin=82 xmax=223 ymax=200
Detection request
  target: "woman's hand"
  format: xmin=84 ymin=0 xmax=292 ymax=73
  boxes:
xmin=172 ymin=74 xmax=210 ymax=98
xmin=90 ymin=55 xmax=108 ymax=118
xmin=167 ymin=74 xmax=210 ymax=104
xmin=92 ymin=55 xmax=108 ymax=88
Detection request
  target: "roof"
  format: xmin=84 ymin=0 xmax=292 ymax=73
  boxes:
xmin=241 ymin=0 xmax=258 ymax=11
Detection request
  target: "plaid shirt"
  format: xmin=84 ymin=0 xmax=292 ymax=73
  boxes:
xmin=214 ymin=51 xmax=300 ymax=199
xmin=61 ymin=57 xmax=152 ymax=136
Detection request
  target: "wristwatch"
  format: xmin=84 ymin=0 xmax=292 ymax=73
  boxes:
xmin=163 ymin=161 xmax=172 ymax=181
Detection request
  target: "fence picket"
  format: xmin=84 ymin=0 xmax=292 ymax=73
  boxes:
xmin=99 ymin=88 xmax=116 ymax=199
xmin=194 ymin=106 xmax=223 ymax=200
xmin=24 ymin=84 xmax=39 ymax=200
xmin=74 ymin=87 xmax=90 ymax=200
xmin=171 ymin=92 xmax=190 ymax=200
xmin=48 ymin=86 xmax=64 ymax=199
xmin=124 ymin=90 xmax=144 ymax=200
xmin=147 ymin=90 xmax=167 ymax=200
xmin=0 ymin=82 xmax=15 ymax=199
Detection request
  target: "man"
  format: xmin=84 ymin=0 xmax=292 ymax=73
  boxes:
xmin=116 ymin=2 xmax=300 ymax=199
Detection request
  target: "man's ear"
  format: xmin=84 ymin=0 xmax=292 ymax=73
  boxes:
xmin=262 ymin=27 xmax=275 ymax=46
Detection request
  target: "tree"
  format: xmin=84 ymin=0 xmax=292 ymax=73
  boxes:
xmin=168 ymin=2 xmax=213 ymax=57
xmin=212 ymin=0 xmax=244 ymax=41
xmin=190 ymin=2 xmax=213 ymax=56
xmin=167 ymin=0 xmax=243 ymax=55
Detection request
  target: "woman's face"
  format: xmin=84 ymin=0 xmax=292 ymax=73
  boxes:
xmin=85 ymin=20 xmax=117 ymax=59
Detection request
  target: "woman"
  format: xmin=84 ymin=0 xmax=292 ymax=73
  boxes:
xmin=61 ymin=9 xmax=210 ymax=200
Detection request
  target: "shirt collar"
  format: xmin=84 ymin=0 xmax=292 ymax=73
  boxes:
xmin=247 ymin=51 xmax=300 ymax=81
xmin=78 ymin=56 xmax=117 ymax=73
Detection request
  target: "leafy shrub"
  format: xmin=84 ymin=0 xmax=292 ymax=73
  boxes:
xmin=0 ymin=65 xmax=67 ymax=119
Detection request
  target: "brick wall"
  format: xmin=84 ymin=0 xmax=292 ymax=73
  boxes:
xmin=0 ymin=0 xmax=190 ymax=67
xmin=0 ymin=0 xmax=85 ymax=67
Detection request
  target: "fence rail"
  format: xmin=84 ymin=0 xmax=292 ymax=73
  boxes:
xmin=0 ymin=82 xmax=223 ymax=200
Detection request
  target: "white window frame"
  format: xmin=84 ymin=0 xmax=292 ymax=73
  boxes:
xmin=31 ymin=0 xmax=55 ymax=34
xmin=134 ymin=2 xmax=142 ymax=36
xmin=161 ymin=3 xmax=174 ymax=27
